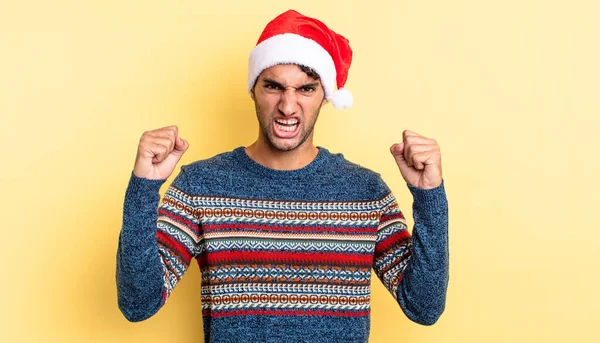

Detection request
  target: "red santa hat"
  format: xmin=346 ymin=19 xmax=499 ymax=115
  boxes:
xmin=248 ymin=9 xmax=354 ymax=110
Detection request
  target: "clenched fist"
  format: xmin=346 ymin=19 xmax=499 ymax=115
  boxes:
xmin=390 ymin=130 xmax=443 ymax=190
xmin=132 ymin=125 xmax=189 ymax=180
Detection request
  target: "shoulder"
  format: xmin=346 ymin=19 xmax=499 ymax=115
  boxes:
xmin=325 ymin=149 xmax=380 ymax=179
xmin=319 ymin=147 xmax=390 ymax=200
xmin=173 ymin=148 xmax=242 ymax=191
xmin=183 ymin=149 xmax=238 ymax=173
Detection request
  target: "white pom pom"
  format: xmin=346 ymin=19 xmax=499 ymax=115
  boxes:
xmin=330 ymin=88 xmax=354 ymax=110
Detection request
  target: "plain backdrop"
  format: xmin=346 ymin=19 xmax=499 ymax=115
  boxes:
xmin=1 ymin=0 xmax=599 ymax=342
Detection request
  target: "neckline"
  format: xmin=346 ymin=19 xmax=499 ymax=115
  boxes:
xmin=233 ymin=146 xmax=329 ymax=179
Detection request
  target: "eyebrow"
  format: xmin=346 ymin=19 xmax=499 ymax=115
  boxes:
xmin=262 ymin=78 xmax=320 ymax=89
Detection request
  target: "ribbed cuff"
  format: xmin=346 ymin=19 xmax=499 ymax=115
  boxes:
xmin=122 ymin=171 xmax=168 ymax=227
xmin=127 ymin=171 xmax=167 ymax=193
xmin=407 ymin=179 xmax=448 ymax=216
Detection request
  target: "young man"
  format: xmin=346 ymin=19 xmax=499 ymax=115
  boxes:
xmin=116 ymin=9 xmax=449 ymax=343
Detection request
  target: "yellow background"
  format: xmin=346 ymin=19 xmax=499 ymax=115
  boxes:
xmin=2 ymin=0 xmax=599 ymax=342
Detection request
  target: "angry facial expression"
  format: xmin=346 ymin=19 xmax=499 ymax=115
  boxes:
xmin=251 ymin=64 xmax=328 ymax=152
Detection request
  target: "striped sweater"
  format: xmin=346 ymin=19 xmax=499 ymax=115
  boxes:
xmin=116 ymin=146 xmax=449 ymax=342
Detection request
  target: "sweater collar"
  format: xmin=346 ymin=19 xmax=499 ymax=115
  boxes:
xmin=233 ymin=146 xmax=329 ymax=179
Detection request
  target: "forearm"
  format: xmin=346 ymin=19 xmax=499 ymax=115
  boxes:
xmin=116 ymin=172 xmax=168 ymax=322
xmin=397 ymin=180 xmax=449 ymax=325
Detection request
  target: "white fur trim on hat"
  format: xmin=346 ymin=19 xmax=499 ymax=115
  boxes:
xmin=248 ymin=33 xmax=336 ymax=100
xmin=329 ymin=88 xmax=353 ymax=110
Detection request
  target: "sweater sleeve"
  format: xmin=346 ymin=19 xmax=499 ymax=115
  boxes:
xmin=372 ymin=179 xmax=449 ymax=325
xmin=116 ymin=166 xmax=201 ymax=322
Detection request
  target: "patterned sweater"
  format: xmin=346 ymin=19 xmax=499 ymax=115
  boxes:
xmin=116 ymin=146 xmax=449 ymax=343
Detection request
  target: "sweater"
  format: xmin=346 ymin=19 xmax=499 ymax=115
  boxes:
xmin=116 ymin=146 xmax=449 ymax=343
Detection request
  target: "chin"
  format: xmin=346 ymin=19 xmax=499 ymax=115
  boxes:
xmin=260 ymin=122 xmax=312 ymax=152
xmin=266 ymin=132 xmax=308 ymax=151
xmin=268 ymin=139 xmax=301 ymax=152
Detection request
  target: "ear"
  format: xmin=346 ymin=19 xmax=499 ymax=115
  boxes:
xmin=250 ymin=89 xmax=256 ymax=101
xmin=320 ymin=97 xmax=328 ymax=108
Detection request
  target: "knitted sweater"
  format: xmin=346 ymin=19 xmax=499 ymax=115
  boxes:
xmin=116 ymin=146 xmax=449 ymax=343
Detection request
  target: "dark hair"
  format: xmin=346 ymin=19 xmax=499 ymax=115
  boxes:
xmin=298 ymin=64 xmax=321 ymax=81
xmin=251 ymin=64 xmax=322 ymax=91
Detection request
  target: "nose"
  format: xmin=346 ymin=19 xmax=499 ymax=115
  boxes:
xmin=278 ymin=87 xmax=299 ymax=116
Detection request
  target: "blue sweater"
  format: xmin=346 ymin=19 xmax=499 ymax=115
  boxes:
xmin=116 ymin=146 xmax=449 ymax=342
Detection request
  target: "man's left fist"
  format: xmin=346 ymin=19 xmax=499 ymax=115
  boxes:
xmin=390 ymin=130 xmax=443 ymax=190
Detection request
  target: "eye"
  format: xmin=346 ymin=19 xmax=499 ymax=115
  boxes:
xmin=299 ymin=86 xmax=316 ymax=93
xmin=265 ymin=84 xmax=278 ymax=90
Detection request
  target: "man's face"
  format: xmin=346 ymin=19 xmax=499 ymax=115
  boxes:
xmin=251 ymin=64 xmax=328 ymax=152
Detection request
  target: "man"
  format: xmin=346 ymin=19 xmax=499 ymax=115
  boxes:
xmin=116 ymin=9 xmax=448 ymax=343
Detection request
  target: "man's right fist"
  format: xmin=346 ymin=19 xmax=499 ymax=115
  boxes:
xmin=132 ymin=125 xmax=189 ymax=180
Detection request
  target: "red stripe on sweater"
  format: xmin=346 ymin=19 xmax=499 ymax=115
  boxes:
xmin=206 ymin=250 xmax=371 ymax=267
xmin=156 ymin=230 xmax=193 ymax=262
xmin=374 ymin=229 xmax=411 ymax=256
xmin=380 ymin=212 xmax=405 ymax=223
xmin=158 ymin=208 xmax=198 ymax=233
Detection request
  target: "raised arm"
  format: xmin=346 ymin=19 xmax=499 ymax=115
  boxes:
xmin=115 ymin=125 xmax=200 ymax=322
xmin=373 ymin=129 xmax=450 ymax=324
xmin=372 ymin=181 xmax=449 ymax=325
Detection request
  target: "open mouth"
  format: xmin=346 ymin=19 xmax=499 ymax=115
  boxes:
xmin=273 ymin=118 xmax=300 ymax=137
xmin=275 ymin=118 xmax=299 ymax=131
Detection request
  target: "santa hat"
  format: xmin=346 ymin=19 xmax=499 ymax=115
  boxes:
xmin=247 ymin=9 xmax=354 ymax=110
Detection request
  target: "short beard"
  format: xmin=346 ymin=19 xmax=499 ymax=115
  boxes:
xmin=254 ymin=101 xmax=321 ymax=152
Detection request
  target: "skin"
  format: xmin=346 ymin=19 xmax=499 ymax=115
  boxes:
xmin=245 ymin=63 xmax=328 ymax=171
xmin=390 ymin=130 xmax=443 ymax=189
xmin=133 ymin=64 xmax=443 ymax=190
xmin=133 ymin=125 xmax=190 ymax=180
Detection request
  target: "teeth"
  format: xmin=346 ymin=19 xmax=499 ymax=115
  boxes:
xmin=275 ymin=119 xmax=299 ymax=125
xmin=275 ymin=122 xmax=297 ymax=132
